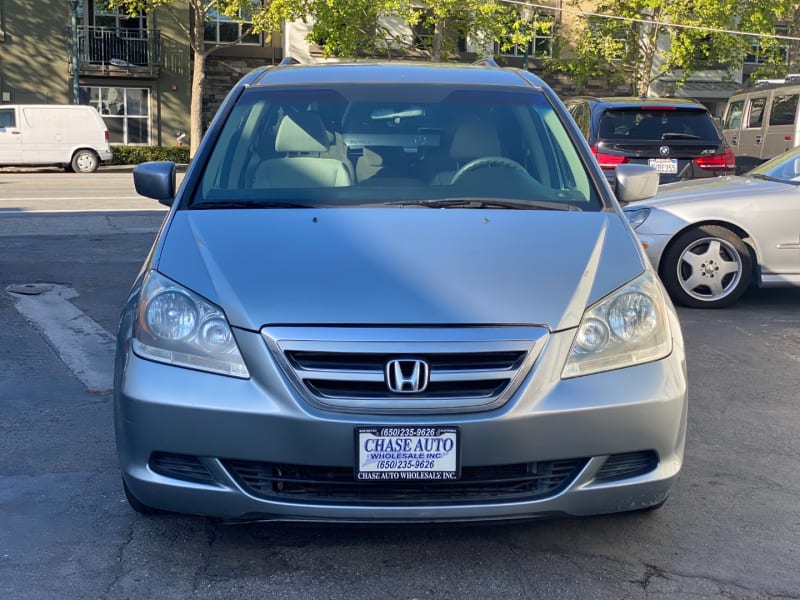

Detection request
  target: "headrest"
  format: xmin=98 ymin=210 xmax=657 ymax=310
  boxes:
xmin=275 ymin=113 xmax=330 ymax=153
xmin=450 ymin=120 xmax=502 ymax=160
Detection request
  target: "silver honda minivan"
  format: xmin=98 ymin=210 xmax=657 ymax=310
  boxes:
xmin=115 ymin=61 xmax=687 ymax=522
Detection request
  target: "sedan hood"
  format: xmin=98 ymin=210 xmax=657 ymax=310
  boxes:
xmin=156 ymin=209 xmax=644 ymax=331
xmin=630 ymin=175 xmax=794 ymax=208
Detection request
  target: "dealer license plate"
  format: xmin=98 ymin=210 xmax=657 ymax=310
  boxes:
xmin=355 ymin=426 xmax=459 ymax=481
xmin=648 ymin=158 xmax=678 ymax=174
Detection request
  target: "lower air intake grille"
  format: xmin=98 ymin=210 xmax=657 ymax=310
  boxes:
xmin=149 ymin=452 xmax=215 ymax=484
xmin=222 ymin=458 xmax=588 ymax=505
xmin=594 ymin=451 xmax=658 ymax=483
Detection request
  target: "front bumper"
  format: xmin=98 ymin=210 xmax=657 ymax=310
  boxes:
xmin=115 ymin=325 xmax=687 ymax=522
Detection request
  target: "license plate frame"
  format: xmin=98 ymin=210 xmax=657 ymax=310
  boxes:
xmin=355 ymin=426 xmax=460 ymax=481
xmin=648 ymin=158 xmax=678 ymax=174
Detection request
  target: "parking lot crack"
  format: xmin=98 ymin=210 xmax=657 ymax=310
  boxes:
xmin=105 ymin=521 xmax=136 ymax=597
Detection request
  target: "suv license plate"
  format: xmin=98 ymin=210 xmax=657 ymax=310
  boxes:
xmin=355 ymin=426 xmax=459 ymax=481
xmin=648 ymin=158 xmax=678 ymax=174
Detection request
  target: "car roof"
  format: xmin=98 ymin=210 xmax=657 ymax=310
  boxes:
xmin=250 ymin=61 xmax=546 ymax=90
xmin=572 ymin=97 xmax=708 ymax=111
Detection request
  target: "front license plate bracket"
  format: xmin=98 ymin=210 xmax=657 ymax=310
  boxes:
xmin=355 ymin=426 xmax=460 ymax=481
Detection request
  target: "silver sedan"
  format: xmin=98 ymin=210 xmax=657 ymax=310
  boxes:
xmin=624 ymin=146 xmax=800 ymax=308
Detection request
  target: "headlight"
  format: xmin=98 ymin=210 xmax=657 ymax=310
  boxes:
xmin=562 ymin=271 xmax=671 ymax=378
xmin=131 ymin=271 xmax=249 ymax=378
xmin=624 ymin=207 xmax=650 ymax=230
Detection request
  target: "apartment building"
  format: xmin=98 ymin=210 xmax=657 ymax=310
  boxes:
xmin=0 ymin=1 xmax=281 ymax=147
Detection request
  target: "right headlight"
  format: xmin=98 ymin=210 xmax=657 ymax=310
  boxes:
xmin=562 ymin=271 xmax=672 ymax=378
xmin=131 ymin=270 xmax=249 ymax=378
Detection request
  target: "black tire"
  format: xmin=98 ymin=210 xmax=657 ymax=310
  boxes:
xmin=123 ymin=479 xmax=163 ymax=515
xmin=71 ymin=149 xmax=99 ymax=173
xmin=660 ymin=225 xmax=752 ymax=309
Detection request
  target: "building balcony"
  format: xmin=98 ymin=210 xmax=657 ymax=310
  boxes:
xmin=65 ymin=27 xmax=161 ymax=79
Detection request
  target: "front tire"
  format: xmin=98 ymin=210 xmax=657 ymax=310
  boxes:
xmin=660 ymin=225 xmax=752 ymax=309
xmin=71 ymin=149 xmax=99 ymax=173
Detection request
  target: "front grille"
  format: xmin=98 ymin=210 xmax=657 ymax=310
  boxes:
xmin=262 ymin=326 xmax=548 ymax=413
xmin=594 ymin=451 xmax=658 ymax=482
xmin=149 ymin=452 xmax=215 ymax=483
xmin=222 ymin=458 xmax=588 ymax=505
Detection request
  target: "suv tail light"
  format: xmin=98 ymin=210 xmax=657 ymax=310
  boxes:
xmin=105 ymin=131 xmax=110 ymax=142
xmin=590 ymin=146 xmax=630 ymax=170
xmin=694 ymin=147 xmax=735 ymax=171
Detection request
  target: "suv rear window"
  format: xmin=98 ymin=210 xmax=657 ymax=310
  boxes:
xmin=598 ymin=108 xmax=721 ymax=141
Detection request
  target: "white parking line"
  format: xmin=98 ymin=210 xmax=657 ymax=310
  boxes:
xmin=6 ymin=284 xmax=115 ymax=394
xmin=0 ymin=197 xmax=143 ymax=202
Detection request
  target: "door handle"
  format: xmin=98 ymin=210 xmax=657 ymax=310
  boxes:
xmin=731 ymin=135 xmax=737 ymax=145
xmin=754 ymin=135 xmax=762 ymax=145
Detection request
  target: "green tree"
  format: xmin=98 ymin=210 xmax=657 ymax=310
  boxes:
xmin=555 ymin=0 xmax=798 ymax=96
xmin=257 ymin=0 xmax=539 ymax=62
xmin=108 ymin=0 xmax=265 ymax=157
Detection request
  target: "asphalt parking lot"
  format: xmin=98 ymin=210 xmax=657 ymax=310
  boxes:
xmin=0 ymin=170 xmax=799 ymax=599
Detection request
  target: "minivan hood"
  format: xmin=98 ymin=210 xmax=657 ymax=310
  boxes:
xmin=156 ymin=209 xmax=644 ymax=331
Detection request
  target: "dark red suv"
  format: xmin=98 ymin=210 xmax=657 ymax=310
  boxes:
xmin=566 ymin=97 xmax=735 ymax=183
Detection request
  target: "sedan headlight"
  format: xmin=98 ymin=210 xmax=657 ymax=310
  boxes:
xmin=562 ymin=271 xmax=671 ymax=378
xmin=624 ymin=207 xmax=650 ymax=230
xmin=131 ymin=271 xmax=249 ymax=378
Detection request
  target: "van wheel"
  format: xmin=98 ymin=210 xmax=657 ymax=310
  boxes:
xmin=71 ymin=150 xmax=99 ymax=173
xmin=660 ymin=225 xmax=752 ymax=309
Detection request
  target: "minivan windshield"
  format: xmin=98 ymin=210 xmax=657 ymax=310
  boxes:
xmin=192 ymin=84 xmax=602 ymax=210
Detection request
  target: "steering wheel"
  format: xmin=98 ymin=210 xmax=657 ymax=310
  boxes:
xmin=450 ymin=156 xmax=528 ymax=185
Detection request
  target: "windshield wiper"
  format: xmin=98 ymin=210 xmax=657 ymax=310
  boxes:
xmin=391 ymin=198 xmax=580 ymax=211
xmin=749 ymin=173 xmax=798 ymax=185
xmin=190 ymin=201 xmax=317 ymax=209
xmin=661 ymin=133 xmax=701 ymax=140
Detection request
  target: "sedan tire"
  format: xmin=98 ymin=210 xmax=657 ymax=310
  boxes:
xmin=661 ymin=225 xmax=752 ymax=309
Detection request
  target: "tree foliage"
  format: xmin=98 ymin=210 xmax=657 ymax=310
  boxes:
xmin=555 ymin=0 xmax=800 ymax=95
xmin=106 ymin=0 xmax=265 ymax=157
xmin=255 ymin=0 xmax=542 ymax=62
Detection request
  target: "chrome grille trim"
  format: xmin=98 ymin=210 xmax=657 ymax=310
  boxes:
xmin=261 ymin=326 xmax=548 ymax=414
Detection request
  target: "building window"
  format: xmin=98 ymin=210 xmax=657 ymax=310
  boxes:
xmin=204 ymin=2 xmax=262 ymax=45
xmin=745 ymin=37 xmax=789 ymax=65
xmin=586 ymin=16 xmax=628 ymax=61
xmin=80 ymin=86 xmax=150 ymax=145
xmin=496 ymin=13 xmax=555 ymax=59
xmin=94 ymin=2 xmax=147 ymax=38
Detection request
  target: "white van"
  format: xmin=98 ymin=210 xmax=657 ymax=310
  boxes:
xmin=721 ymin=81 xmax=800 ymax=173
xmin=0 ymin=104 xmax=113 ymax=173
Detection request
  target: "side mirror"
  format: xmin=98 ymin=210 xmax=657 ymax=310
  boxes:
xmin=614 ymin=164 xmax=659 ymax=204
xmin=133 ymin=161 xmax=176 ymax=206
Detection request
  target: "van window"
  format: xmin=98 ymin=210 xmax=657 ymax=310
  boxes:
xmin=768 ymin=94 xmax=799 ymax=126
xmin=0 ymin=108 xmax=15 ymax=128
xmin=746 ymin=97 xmax=767 ymax=128
xmin=723 ymin=100 xmax=744 ymax=130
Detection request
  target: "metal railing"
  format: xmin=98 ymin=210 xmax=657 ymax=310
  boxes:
xmin=65 ymin=27 xmax=161 ymax=76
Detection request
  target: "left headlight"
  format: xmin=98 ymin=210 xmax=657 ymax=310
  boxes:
xmin=624 ymin=207 xmax=650 ymax=230
xmin=131 ymin=270 xmax=249 ymax=378
xmin=562 ymin=271 xmax=672 ymax=378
